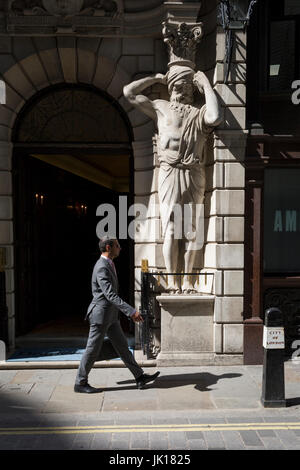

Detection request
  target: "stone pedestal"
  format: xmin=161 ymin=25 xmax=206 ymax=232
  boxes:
xmin=156 ymin=295 xmax=215 ymax=366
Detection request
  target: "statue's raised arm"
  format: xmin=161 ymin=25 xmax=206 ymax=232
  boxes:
xmin=193 ymin=71 xmax=222 ymax=127
xmin=123 ymin=73 xmax=167 ymax=121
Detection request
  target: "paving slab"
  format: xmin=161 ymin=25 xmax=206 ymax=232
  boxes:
xmin=203 ymin=430 xmax=226 ymax=450
xmin=149 ymin=431 xmax=169 ymax=450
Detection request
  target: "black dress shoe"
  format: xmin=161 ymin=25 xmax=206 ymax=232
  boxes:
xmin=136 ymin=371 xmax=160 ymax=389
xmin=74 ymin=383 xmax=102 ymax=394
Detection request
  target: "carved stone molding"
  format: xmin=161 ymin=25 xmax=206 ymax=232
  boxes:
xmin=2 ymin=1 xmax=203 ymax=37
xmin=9 ymin=0 xmax=121 ymax=17
xmin=6 ymin=0 xmax=123 ymax=34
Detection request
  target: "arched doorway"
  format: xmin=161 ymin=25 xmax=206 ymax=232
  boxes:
xmin=12 ymin=84 xmax=134 ymax=346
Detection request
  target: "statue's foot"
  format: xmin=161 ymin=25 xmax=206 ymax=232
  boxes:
xmin=165 ymin=284 xmax=180 ymax=294
xmin=181 ymin=283 xmax=197 ymax=294
xmin=166 ymin=287 xmax=181 ymax=294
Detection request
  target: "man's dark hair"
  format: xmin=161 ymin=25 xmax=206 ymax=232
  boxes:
xmin=99 ymin=236 xmax=115 ymax=253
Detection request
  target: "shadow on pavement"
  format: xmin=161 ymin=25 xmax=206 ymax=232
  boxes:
xmin=114 ymin=372 xmax=243 ymax=392
xmin=0 ymin=389 xmax=73 ymax=450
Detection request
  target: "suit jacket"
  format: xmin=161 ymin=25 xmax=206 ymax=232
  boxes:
xmin=85 ymin=256 xmax=135 ymax=324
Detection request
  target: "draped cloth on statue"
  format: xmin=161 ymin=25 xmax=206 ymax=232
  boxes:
xmin=158 ymin=104 xmax=213 ymax=237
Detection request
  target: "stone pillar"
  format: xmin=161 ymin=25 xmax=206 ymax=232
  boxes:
xmin=206 ymin=24 xmax=248 ymax=361
xmin=0 ymin=141 xmax=14 ymax=350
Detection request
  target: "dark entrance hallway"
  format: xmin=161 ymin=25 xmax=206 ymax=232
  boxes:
xmin=13 ymin=153 xmax=134 ymax=345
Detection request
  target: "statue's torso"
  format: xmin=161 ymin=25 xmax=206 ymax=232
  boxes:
xmin=154 ymin=99 xmax=188 ymax=152
xmin=153 ymin=99 xmax=208 ymax=169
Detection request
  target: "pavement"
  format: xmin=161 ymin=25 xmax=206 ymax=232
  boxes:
xmin=0 ymin=360 xmax=300 ymax=452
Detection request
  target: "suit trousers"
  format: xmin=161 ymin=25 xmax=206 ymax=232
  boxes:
xmin=75 ymin=320 xmax=143 ymax=385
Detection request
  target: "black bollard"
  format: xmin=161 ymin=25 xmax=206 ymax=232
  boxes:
xmin=261 ymin=307 xmax=286 ymax=408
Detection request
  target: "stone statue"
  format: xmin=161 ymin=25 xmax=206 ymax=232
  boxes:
xmin=124 ymin=22 xmax=221 ymax=293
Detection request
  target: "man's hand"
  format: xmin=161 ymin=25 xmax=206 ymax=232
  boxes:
xmin=131 ymin=311 xmax=144 ymax=323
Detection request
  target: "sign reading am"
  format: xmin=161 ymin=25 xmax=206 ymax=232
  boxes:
xmin=273 ymin=210 xmax=299 ymax=232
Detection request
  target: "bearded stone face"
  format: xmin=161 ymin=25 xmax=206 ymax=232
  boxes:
xmin=169 ymin=78 xmax=194 ymax=105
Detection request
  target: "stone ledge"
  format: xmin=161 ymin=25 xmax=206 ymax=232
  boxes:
xmin=157 ymin=294 xmax=215 ymax=306
xmin=156 ymin=352 xmax=243 ymax=366
xmin=0 ymin=358 xmax=157 ymax=370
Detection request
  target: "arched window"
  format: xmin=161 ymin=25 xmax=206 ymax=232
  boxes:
xmin=14 ymin=84 xmax=131 ymax=144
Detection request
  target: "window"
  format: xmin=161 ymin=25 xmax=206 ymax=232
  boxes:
xmin=285 ymin=0 xmax=300 ymax=16
xmin=14 ymin=85 xmax=131 ymax=143
xmin=266 ymin=1 xmax=300 ymax=92
xmin=269 ymin=20 xmax=295 ymax=91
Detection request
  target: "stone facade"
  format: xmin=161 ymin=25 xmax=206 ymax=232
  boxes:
xmin=0 ymin=1 xmax=248 ymax=365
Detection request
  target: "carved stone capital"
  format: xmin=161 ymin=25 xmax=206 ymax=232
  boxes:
xmin=7 ymin=0 xmax=123 ymax=35
xmin=162 ymin=19 xmax=203 ymax=68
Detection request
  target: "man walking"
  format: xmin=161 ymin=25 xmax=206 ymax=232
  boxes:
xmin=74 ymin=236 xmax=160 ymax=393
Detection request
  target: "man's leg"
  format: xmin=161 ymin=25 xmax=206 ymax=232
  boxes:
xmin=107 ymin=321 xmax=143 ymax=379
xmin=75 ymin=323 xmax=106 ymax=386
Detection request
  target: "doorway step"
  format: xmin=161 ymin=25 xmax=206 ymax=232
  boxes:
xmin=7 ymin=317 xmax=135 ymax=362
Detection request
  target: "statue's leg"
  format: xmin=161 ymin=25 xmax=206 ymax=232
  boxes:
xmin=181 ymin=170 xmax=205 ymax=292
xmin=163 ymin=221 xmax=180 ymax=292
xmin=182 ymin=243 xmax=198 ymax=292
xmin=181 ymin=200 xmax=201 ymax=292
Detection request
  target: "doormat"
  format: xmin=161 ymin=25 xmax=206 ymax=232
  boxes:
xmin=7 ymin=347 xmax=87 ymax=362
xmin=7 ymin=338 xmax=135 ymax=362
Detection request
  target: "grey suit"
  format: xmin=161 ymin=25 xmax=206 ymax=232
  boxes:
xmin=75 ymin=256 xmax=143 ymax=385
